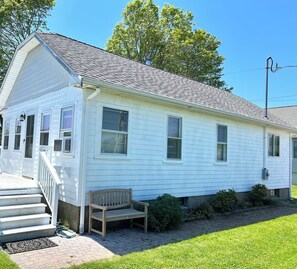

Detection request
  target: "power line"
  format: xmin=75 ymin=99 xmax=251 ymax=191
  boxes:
xmin=250 ymin=94 xmax=297 ymax=102
xmin=224 ymin=65 xmax=297 ymax=76
xmin=224 ymin=67 xmax=264 ymax=75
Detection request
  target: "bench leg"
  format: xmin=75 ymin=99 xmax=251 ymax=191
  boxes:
xmin=144 ymin=216 xmax=148 ymax=233
xmin=102 ymin=221 xmax=106 ymax=240
xmin=130 ymin=219 xmax=133 ymax=228
xmin=88 ymin=207 xmax=92 ymax=234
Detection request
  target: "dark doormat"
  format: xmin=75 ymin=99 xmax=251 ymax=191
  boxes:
xmin=2 ymin=238 xmax=58 ymax=254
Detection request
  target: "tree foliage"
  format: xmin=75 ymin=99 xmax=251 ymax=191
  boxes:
xmin=0 ymin=0 xmax=55 ymax=86
xmin=106 ymin=0 xmax=230 ymax=90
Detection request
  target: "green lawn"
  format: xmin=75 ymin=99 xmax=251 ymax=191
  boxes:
xmin=292 ymin=185 xmax=297 ymax=199
xmin=69 ymin=214 xmax=297 ymax=269
xmin=0 ymin=251 xmax=19 ymax=269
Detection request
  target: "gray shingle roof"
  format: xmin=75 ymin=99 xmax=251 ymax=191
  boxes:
xmin=38 ymin=33 xmax=296 ymax=130
xmin=269 ymin=106 xmax=297 ymax=128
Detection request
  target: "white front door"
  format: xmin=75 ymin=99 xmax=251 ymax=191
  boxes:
xmin=22 ymin=113 xmax=36 ymax=178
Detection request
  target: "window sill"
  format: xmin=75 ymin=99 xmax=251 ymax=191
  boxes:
xmin=94 ymin=155 xmax=131 ymax=160
xmin=163 ymin=160 xmax=183 ymax=165
xmin=54 ymin=152 xmax=75 ymax=158
xmin=213 ymin=162 xmax=228 ymax=166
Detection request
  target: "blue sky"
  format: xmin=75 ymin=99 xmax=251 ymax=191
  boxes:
xmin=47 ymin=0 xmax=297 ymax=108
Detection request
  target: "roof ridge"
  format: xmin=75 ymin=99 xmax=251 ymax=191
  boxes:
xmin=38 ymin=32 xmax=229 ymax=95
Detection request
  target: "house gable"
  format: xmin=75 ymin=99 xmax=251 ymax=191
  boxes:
xmin=5 ymin=44 xmax=78 ymax=107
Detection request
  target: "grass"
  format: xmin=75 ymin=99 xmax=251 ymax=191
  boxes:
xmin=292 ymin=185 xmax=297 ymax=199
xmin=0 ymin=250 xmax=19 ymax=269
xmin=69 ymin=214 xmax=297 ymax=269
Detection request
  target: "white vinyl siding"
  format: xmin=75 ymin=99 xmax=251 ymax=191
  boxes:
xmin=6 ymin=45 xmax=77 ymax=107
xmin=84 ymin=91 xmax=291 ymax=201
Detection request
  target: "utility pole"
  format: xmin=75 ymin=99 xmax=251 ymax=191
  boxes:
xmin=265 ymin=57 xmax=279 ymax=118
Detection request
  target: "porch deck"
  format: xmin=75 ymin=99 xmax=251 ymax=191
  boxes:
xmin=0 ymin=173 xmax=38 ymax=190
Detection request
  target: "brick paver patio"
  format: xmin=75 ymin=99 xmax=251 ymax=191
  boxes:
xmin=7 ymin=205 xmax=297 ymax=269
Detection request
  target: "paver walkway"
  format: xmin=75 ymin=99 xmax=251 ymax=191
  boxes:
xmin=7 ymin=204 xmax=297 ymax=269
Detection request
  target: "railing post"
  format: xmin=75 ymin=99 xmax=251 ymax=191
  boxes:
xmin=38 ymin=152 xmax=61 ymax=227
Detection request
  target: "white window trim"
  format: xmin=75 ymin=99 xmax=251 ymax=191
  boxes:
xmin=268 ymin=133 xmax=280 ymax=157
xmin=40 ymin=112 xmax=51 ymax=147
xmin=13 ymin=119 xmax=22 ymax=151
xmin=96 ymin=104 xmax=131 ymax=159
xmin=60 ymin=106 xmax=74 ymax=154
xmin=165 ymin=113 xmax=183 ymax=162
xmin=215 ymin=123 xmax=228 ymax=163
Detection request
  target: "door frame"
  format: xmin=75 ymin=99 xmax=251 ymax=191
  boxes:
xmin=22 ymin=110 xmax=37 ymax=178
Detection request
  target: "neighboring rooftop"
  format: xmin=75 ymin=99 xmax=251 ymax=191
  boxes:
xmin=269 ymin=106 xmax=297 ymax=128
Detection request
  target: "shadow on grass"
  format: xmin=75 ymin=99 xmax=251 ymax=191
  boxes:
xmin=86 ymin=204 xmax=297 ymax=256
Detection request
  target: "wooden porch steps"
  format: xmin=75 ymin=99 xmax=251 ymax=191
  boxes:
xmin=0 ymin=192 xmax=56 ymax=243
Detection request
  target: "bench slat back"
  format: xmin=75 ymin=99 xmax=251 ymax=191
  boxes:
xmin=90 ymin=188 xmax=132 ymax=209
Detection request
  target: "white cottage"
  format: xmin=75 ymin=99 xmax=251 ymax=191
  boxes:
xmin=0 ymin=33 xmax=296 ymax=240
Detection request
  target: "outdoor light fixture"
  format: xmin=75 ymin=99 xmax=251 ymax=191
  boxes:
xmin=19 ymin=112 xmax=26 ymax=121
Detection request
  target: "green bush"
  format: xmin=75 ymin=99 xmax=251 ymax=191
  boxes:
xmin=211 ymin=189 xmax=238 ymax=213
xmin=191 ymin=203 xmax=214 ymax=219
xmin=249 ymin=184 xmax=268 ymax=206
xmin=148 ymin=194 xmax=184 ymax=232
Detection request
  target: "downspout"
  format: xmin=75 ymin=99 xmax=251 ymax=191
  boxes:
xmin=79 ymin=87 xmax=100 ymax=234
xmin=263 ymin=126 xmax=267 ymax=181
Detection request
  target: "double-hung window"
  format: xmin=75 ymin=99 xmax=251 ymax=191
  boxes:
xmin=14 ymin=119 xmax=21 ymax=150
xmin=217 ymin=124 xmax=228 ymax=162
xmin=40 ymin=113 xmax=50 ymax=146
xmin=60 ymin=107 xmax=73 ymax=153
xmin=101 ymin=107 xmax=128 ymax=154
xmin=268 ymin=134 xmax=280 ymax=157
xmin=167 ymin=116 xmax=182 ymax=159
xmin=3 ymin=120 xmax=10 ymax=150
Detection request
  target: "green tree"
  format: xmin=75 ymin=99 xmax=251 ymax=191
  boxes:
xmin=0 ymin=0 xmax=55 ymax=86
xmin=106 ymin=0 xmax=230 ymax=90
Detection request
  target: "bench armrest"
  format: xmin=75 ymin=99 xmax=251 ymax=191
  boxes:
xmin=132 ymin=200 xmax=149 ymax=208
xmin=90 ymin=204 xmax=108 ymax=210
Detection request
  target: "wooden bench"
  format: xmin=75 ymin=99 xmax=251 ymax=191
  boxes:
xmin=88 ymin=188 xmax=149 ymax=240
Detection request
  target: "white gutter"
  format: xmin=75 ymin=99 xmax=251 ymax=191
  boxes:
xmin=78 ymin=87 xmax=101 ymax=234
xmin=82 ymin=77 xmax=297 ymax=133
xmin=87 ymin=87 xmax=101 ymax=101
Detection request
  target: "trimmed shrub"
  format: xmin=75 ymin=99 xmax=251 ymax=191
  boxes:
xmin=148 ymin=194 xmax=184 ymax=232
xmin=191 ymin=203 xmax=215 ymax=219
xmin=249 ymin=184 xmax=268 ymax=206
xmin=211 ymin=189 xmax=238 ymax=213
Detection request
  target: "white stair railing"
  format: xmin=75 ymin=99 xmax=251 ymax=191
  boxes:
xmin=38 ymin=151 xmax=61 ymax=226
